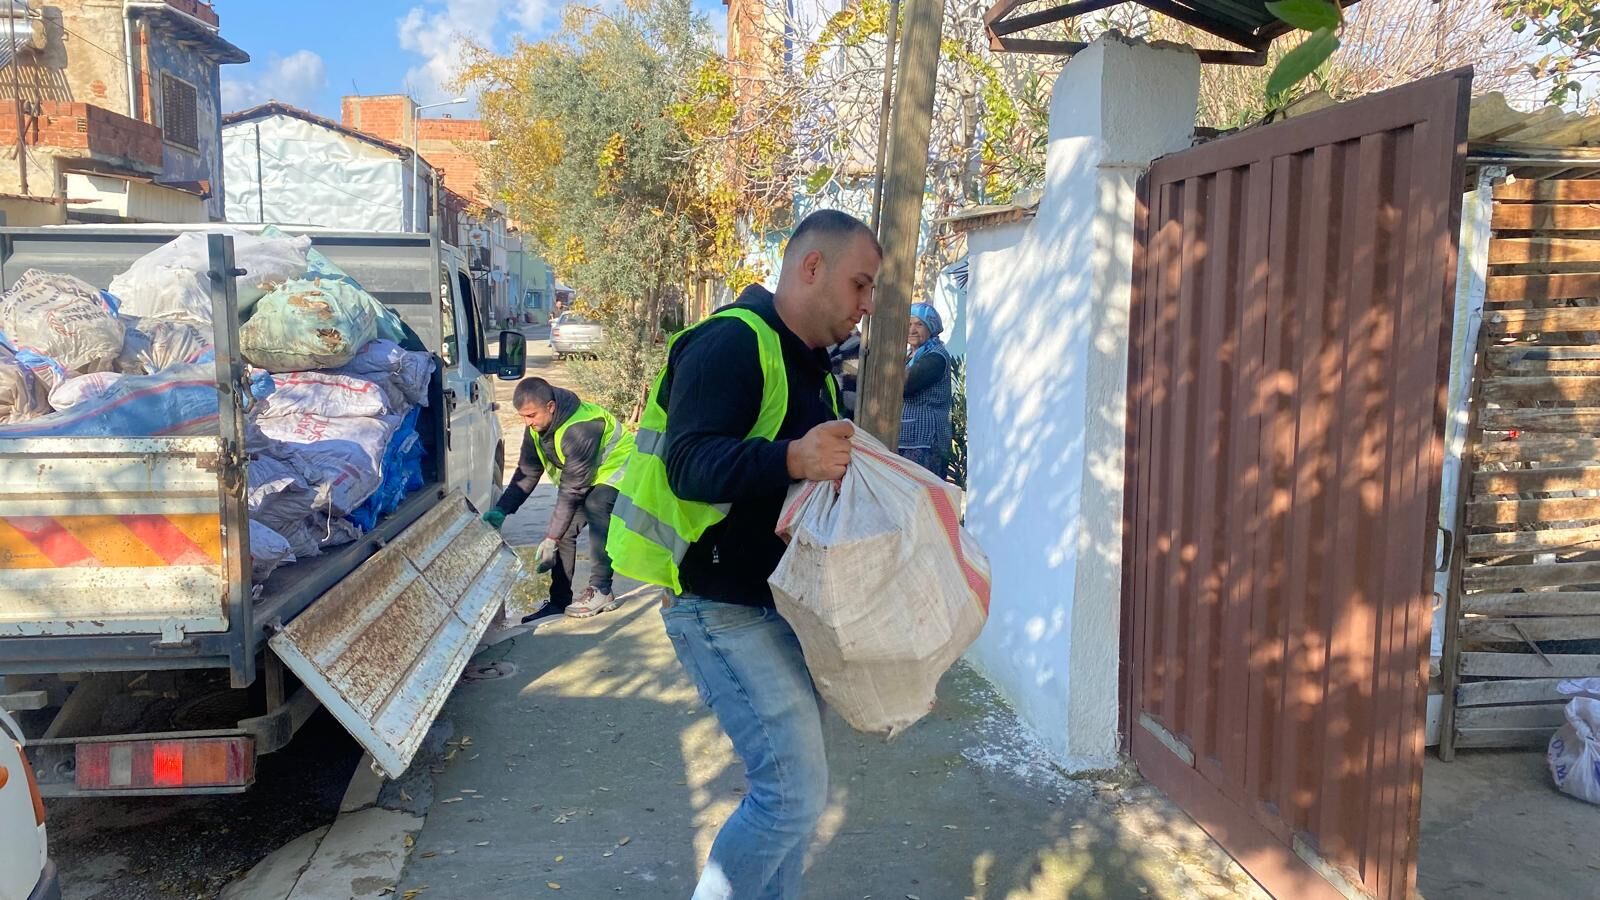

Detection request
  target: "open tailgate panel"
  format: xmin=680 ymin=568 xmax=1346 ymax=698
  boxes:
xmin=268 ymin=492 xmax=521 ymax=777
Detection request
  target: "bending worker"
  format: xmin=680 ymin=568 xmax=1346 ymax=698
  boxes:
xmin=483 ymin=377 xmax=634 ymax=619
xmin=608 ymin=209 xmax=881 ymax=899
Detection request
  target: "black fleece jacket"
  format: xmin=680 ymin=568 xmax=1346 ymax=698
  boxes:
xmin=495 ymin=386 xmax=605 ymax=540
xmin=661 ymin=285 xmax=839 ymax=606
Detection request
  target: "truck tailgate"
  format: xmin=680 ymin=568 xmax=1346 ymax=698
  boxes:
xmin=0 ymin=437 xmax=227 ymax=638
xmin=268 ymin=492 xmax=521 ymax=777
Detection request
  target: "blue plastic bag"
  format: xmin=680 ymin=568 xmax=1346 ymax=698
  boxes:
xmin=346 ymin=406 xmax=425 ymax=531
xmin=0 ymin=362 xmax=273 ymax=437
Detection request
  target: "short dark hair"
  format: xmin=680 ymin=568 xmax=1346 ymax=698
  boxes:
xmin=513 ymin=377 xmax=555 ymax=410
xmin=784 ymin=209 xmax=881 ymax=261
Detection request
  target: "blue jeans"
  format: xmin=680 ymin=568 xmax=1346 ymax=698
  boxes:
xmin=661 ymin=597 xmax=829 ymax=900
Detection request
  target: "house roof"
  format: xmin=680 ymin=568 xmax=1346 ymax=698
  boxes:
xmin=986 ymin=0 xmax=1363 ymax=65
xmin=133 ymin=2 xmax=249 ymax=65
xmin=223 ymin=101 xmax=425 ymax=164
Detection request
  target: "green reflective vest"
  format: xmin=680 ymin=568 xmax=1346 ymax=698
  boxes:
xmin=534 ymin=400 xmax=634 ymax=488
xmin=606 ymin=307 xmax=839 ymax=593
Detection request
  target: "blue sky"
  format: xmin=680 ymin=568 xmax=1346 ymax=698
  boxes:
xmin=215 ymin=0 xmax=729 ymax=118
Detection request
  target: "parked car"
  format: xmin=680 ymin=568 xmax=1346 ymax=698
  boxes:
xmin=1 ymin=709 xmax=57 ymax=900
xmin=550 ymin=312 xmax=604 ymax=358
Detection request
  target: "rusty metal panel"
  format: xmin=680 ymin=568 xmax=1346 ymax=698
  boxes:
xmin=1124 ymin=71 xmax=1471 ymax=900
xmin=269 ymin=493 xmax=523 ymax=777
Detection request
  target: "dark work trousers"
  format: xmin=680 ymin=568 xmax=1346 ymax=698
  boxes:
xmin=549 ymin=484 xmax=619 ymax=607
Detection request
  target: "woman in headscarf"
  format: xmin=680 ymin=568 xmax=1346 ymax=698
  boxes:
xmin=899 ymin=302 xmax=953 ymax=476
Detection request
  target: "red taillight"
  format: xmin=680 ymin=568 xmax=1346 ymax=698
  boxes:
xmin=76 ymin=737 xmax=254 ymax=791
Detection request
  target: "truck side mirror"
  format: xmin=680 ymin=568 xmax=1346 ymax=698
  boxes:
xmin=497 ymin=330 xmax=527 ymax=381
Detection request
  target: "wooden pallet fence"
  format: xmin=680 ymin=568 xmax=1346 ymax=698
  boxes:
xmin=1450 ymin=177 xmax=1600 ymax=752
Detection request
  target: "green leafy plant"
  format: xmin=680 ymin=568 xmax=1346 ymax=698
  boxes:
xmin=1498 ymin=0 xmax=1600 ymax=106
xmin=1264 ymin=0 xmax=1346 ymax=99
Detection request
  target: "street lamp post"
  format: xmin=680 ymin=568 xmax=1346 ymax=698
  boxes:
xmin=410 ymin=97 xmax=467 ymax=231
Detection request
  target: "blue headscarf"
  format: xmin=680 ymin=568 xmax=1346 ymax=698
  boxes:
xmin=908 ymin=302 xmax=946 ymax=366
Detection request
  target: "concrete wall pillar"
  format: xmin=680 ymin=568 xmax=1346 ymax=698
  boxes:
xmin=964 ymin=35 xmax=1199 ymax=770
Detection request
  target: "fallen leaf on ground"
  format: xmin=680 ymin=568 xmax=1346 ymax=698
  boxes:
xmin=942 ymin=825 xmax=958 ymax=830
xmin=441 ymin=798 xmax=463 ymax=804
xmin=597 ymin=786 xmax=611 ymax=792
xmin=461 ymin=789 xmax=478 ymax=794
xmin=547 ymin=883 xmax=561 ymax=890
xmin=404 ymin=834 xmax=416 ymax=849
xmin=555 ymin=855 xmax=564 ymax=863
xmin=420 ymin=852 xmax=438 ymax=859
xmin=603 ymin=851 xmax=615 ymax=858
xmin=476 ymin=841 xmax=491 ymax=847
xmin=400 ymin=789 xmax=413 ymax=802
xmin=617 ymin=836 xmax=632 ymax=846
xmin=379 ymin=889 xmax=395 ymax=897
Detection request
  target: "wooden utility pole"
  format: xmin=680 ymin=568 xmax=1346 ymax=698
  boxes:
xmin=856 ymin=0 xmax=944 ymax=447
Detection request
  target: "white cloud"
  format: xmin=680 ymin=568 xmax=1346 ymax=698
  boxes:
xmin=397 ymin=0 xmax=555 ymax=104
xmin=221 ymin=50 xmax=328 ymax=112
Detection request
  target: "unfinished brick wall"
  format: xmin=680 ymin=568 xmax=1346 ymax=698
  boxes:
xmin=418 ymin=117 xmax=489 ymax=201
xmin=0 ymin=101 xmax=163 ymax=170
xmin=342 ymin=95 xmax=413 ymax=144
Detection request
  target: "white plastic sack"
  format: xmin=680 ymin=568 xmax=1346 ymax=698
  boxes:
xmin=249 ymin=519 xmax=296 ymax=583
xmin=258 ymin=413 xmax=399 ymax=515
xmin=248 ymin=456 xmax=317 ymax=535
xmin=109 ymin=231 xmax=311 ymax=324
xmin=770 ymin=429 xmax=990 ymax=737
xmin=48 ymin=372 xmax=123 ymax=411
xmin=256 ymin=370 xmax=396 ymax=420
xmin=0 ymin=270 xmax=125 ymax=373
xmin=241 ymin=279 xmax=380 ymax=373
xmin=1548 ymin=696 xmax=1600 ymax=806
xmin=116 ymin=315 xmax=212 ymax=374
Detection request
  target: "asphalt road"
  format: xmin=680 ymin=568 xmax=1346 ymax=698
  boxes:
xmin=48 ymin=323 xmax=572 ymax=900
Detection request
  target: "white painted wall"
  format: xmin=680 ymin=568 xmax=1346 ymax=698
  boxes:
xmin=963 ymin=36 xmax=1200 ymax=770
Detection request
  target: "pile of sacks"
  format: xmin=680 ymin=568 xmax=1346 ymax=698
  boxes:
xmin=0 ymin=228 xmax=433 ymax=584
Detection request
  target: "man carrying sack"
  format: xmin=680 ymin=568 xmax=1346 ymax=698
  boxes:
xmin=608 ymin=210 xmax=881 ymax=899
xmin=484 ymin=377 xmax=633 ymax=619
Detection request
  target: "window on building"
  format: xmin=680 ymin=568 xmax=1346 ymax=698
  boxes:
xmin=160 ymin=73 xmax=199 ymax=150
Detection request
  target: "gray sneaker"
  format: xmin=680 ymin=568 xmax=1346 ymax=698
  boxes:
xmin=566 ymin=587 xmax=619 ymax=619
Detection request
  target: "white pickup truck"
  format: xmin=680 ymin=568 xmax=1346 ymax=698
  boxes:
xmin=0 ymin=226 xmax=528 ymax=796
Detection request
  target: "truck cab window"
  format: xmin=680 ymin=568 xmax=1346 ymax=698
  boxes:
xmin=439 ymin=264 xmax=459 ymax=368
xmin=457 ymin=270 xmax=486 ymax=368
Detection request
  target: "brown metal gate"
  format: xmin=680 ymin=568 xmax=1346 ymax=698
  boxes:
xmin=1123 ymin=72 xmax=1471 ymax=900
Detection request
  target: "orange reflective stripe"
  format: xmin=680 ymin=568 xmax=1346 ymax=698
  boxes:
xmin=55 ymin=516 xmax=168 ymax=568
xmin=0 ymin=514 xmax=223 ymax=568
xmin=0 ymin=518 xmax=59 ymax=568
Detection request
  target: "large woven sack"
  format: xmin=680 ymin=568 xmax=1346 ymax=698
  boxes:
xmin=770 ymin=429 xmax=990 ymax=737
xmin=109 ymin=230 xmax=311 ymax=323
xmin=241 ymin=279 xmax=379 ymax=372
xmin=0 ymin=269 xmax=125 ymax=374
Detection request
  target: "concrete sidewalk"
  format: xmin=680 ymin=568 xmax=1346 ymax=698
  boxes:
xmin=394 ymin=536 xmax=1262 ymax=899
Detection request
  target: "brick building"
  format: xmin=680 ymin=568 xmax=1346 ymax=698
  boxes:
xmin=0 ymin=0 xmax=246 ymax=223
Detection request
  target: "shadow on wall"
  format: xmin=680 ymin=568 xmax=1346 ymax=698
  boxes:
xmin=961 ymin=132 xmax=1138 ymax=768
